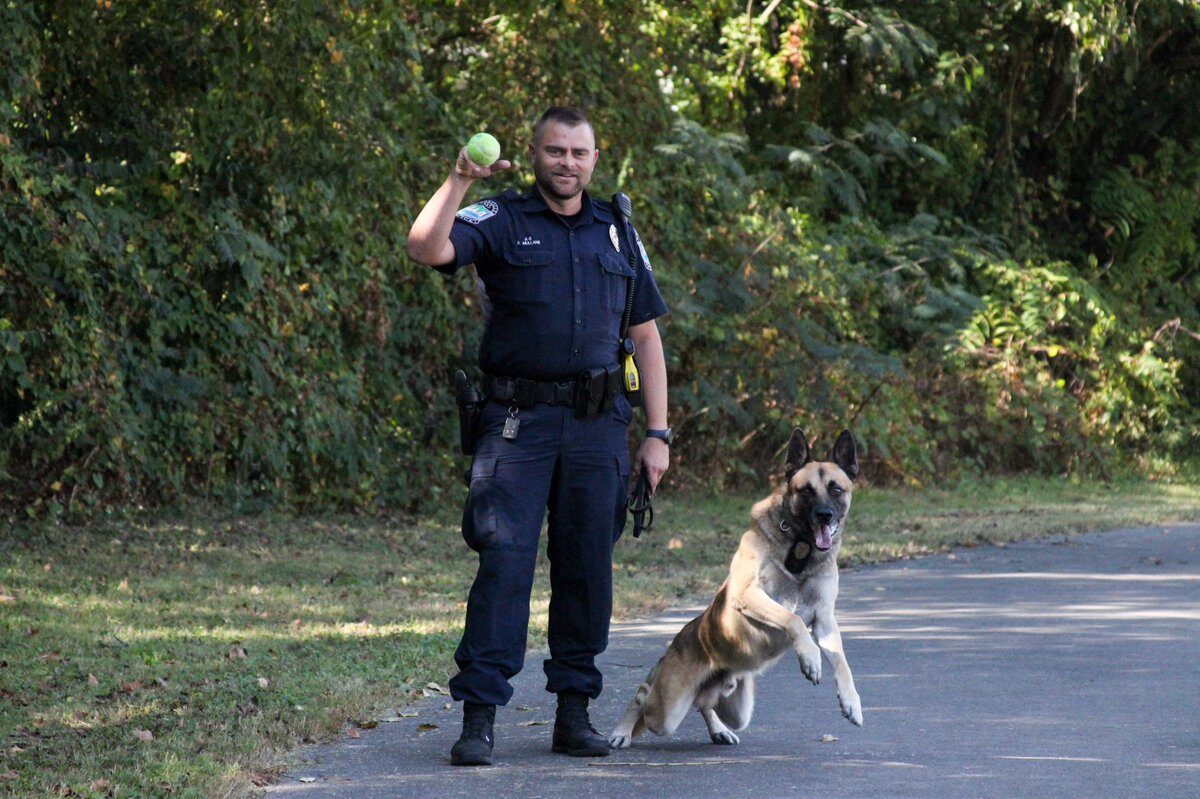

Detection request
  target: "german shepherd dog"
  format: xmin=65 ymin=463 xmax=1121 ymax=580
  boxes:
xmin=609 ymin=428 xmax=863 ymax=748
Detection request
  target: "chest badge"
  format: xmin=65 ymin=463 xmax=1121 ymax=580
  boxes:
xmin=609 ymin=224 xmax=620 ymax=253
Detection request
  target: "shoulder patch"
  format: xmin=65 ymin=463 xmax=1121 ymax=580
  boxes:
xmin=456 ymin=200 xmax=499 ymax=225
xmin=633 ymin=229 xmax=653 ymax=271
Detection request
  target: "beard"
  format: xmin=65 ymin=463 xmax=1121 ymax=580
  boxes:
xmin=533 ymin=160 xmax=588 ymax=202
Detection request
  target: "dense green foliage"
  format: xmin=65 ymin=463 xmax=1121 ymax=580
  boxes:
xmin=3 ymin=1 xmax=1198 ymax=518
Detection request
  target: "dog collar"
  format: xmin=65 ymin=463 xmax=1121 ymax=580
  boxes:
xmin=779 ymin=519 xmax=813 ymax=574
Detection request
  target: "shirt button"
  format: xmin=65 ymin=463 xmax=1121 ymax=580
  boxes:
xmin=573 ymin=348 xmax=580 ymax=355
xmin=575 ymin=318 xmax=582 ymax=325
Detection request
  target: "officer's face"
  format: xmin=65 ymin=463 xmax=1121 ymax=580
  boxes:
xmin=530 ymin=121 xmax=599 ymax=203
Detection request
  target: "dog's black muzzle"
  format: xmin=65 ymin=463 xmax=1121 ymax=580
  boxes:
xmin=811 ymin=503 xmax=838 ymax=552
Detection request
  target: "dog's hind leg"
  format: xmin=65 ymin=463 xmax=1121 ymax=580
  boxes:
xmin=699 ymin=706 xmax=739 ymax=745
xmin=608 ymin=680 xmax=651 ymax=749
xmin=714 ymin=673 xmax=755 ymax=732
xmin=641 ymin=649 xmax=710 ymax=737
xmin=609 ymin=659 xmax=663 ymax=749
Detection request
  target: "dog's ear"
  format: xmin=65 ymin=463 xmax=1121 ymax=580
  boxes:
xmin=829 ymin=429 xmax=859 ymax=482
xmin=785 ymin=428 xmax=812 ymax=481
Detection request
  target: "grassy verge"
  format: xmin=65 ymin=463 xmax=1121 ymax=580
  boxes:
xmin=2 ymin=476 xmax=1197 ymax=797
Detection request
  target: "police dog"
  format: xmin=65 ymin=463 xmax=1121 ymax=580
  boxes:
xmin=609 ymin=428 xmax=863 ymax=748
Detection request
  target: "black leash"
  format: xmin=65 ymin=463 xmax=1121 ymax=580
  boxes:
xmin=627 ymin=470 xmax=654 ymax=538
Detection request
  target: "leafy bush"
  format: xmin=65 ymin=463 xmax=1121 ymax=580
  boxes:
xmin=2 ymin=1 xmax=1197 ymax=520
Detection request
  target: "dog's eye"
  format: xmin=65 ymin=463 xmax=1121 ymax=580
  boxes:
xmin=828 ymin=483 xmax=843 ymax=496
xmin=800 ymin=486 xmax=816 ymax=497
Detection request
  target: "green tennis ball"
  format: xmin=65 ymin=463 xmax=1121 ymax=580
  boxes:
xmin=466 ymin=132 xmax=501 ymax=167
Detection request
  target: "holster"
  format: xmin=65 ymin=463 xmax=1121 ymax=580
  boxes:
xmin=573 ymin=364 xmax=622 ymax=419
xmin=621 ymin=338 xmax=642 ymax=408
xmin=454 ymin=370 xmax=485 ymax=455
xmin=624 ymin=360 xmax=643 ymax=407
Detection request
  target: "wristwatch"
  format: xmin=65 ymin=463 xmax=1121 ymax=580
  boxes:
xmin=645 ymin=428 xmax=674 ymax=446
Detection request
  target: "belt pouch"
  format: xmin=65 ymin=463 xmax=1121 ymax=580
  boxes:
xmin=604 ymin=362 xmax=622 ymax=400
xmin=575 ymin=366 xmax=608 ymax=418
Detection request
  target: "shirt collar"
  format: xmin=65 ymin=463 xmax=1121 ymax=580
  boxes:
xmin=519 ymin=187 xmax=610 ymax=225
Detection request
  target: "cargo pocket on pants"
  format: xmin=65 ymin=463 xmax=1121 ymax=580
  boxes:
xmin=613 ymin=454 xmax=631 ymax=544
xmin=461 ymin=454 xmax=498 ymax=552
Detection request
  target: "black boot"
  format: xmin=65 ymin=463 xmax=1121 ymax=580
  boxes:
xmin=552 ymin=692 xmax=610 ymax=757
xmin=450 ymin=702 xmax=495 ymax=766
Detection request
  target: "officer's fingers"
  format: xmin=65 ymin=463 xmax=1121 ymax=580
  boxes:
xmin=453 ymin=148 xmax=492 ymax=179
xmin=453 ymin=148 xmax=477 ymax=178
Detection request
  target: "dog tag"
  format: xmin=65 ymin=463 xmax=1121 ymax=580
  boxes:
xmin=502 ymin=416 xmax=521 ymax=440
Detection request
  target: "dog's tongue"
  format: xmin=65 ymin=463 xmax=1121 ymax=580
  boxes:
xmin=815 ymin=525 xmax=833 ymax=551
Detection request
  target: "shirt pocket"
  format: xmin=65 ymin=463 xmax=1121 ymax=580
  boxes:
xmin=597 ymin=250 xmax=635 ymax=315
xmin=489 ymin=245 xmax=555 ymax=306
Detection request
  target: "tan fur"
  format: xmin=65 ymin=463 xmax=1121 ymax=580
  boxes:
xmin=609 ymin=455 xmax=863 ymax=749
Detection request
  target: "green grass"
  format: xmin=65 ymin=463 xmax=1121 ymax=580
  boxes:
xmin=2 ymin=476 xmax=1197 ymax=797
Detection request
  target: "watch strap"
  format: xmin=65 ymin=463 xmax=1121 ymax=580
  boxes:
xmin=645 ymin=428 xmax=673 ymax=445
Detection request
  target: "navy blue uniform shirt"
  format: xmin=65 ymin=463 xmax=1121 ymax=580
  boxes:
xmin=440 ymin=187 xmax=668 ymax=381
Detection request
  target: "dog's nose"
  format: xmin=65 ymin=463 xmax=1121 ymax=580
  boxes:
xmin=814 ymin=506 xmax=834 ymax=525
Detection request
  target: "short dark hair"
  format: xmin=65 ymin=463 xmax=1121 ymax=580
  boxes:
xmin=533 ymin=106 xmax=593 ymax=145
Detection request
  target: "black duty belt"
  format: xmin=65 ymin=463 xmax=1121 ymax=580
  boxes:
xmin=482 ymin=374 xmax=578 ymax=408
xmin=484 ymin=374 xmax=578 ymax=407
xmin=483 ymin=367 xmax=622 ymax=415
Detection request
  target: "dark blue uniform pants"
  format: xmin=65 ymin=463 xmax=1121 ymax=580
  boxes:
xmin=448 ymin=397 xmax=632 ymax=707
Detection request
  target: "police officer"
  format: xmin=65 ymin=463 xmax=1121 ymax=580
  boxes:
xmin=407 ymin=107 xmax=671 ymax=766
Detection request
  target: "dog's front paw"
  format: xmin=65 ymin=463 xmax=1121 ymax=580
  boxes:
xmin=795 ymin=642 xmax=822 ymax=685
xmin=710 ymin=730 xmax=740 ymax=745
xmin=608 ymin=731 xmax=633 ymax=749
xmin=839 ymin=691 xmax=863 ymax=727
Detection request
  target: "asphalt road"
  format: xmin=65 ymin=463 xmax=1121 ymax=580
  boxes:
xmin=264 ymin=524 xmax=1200 ymax=798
